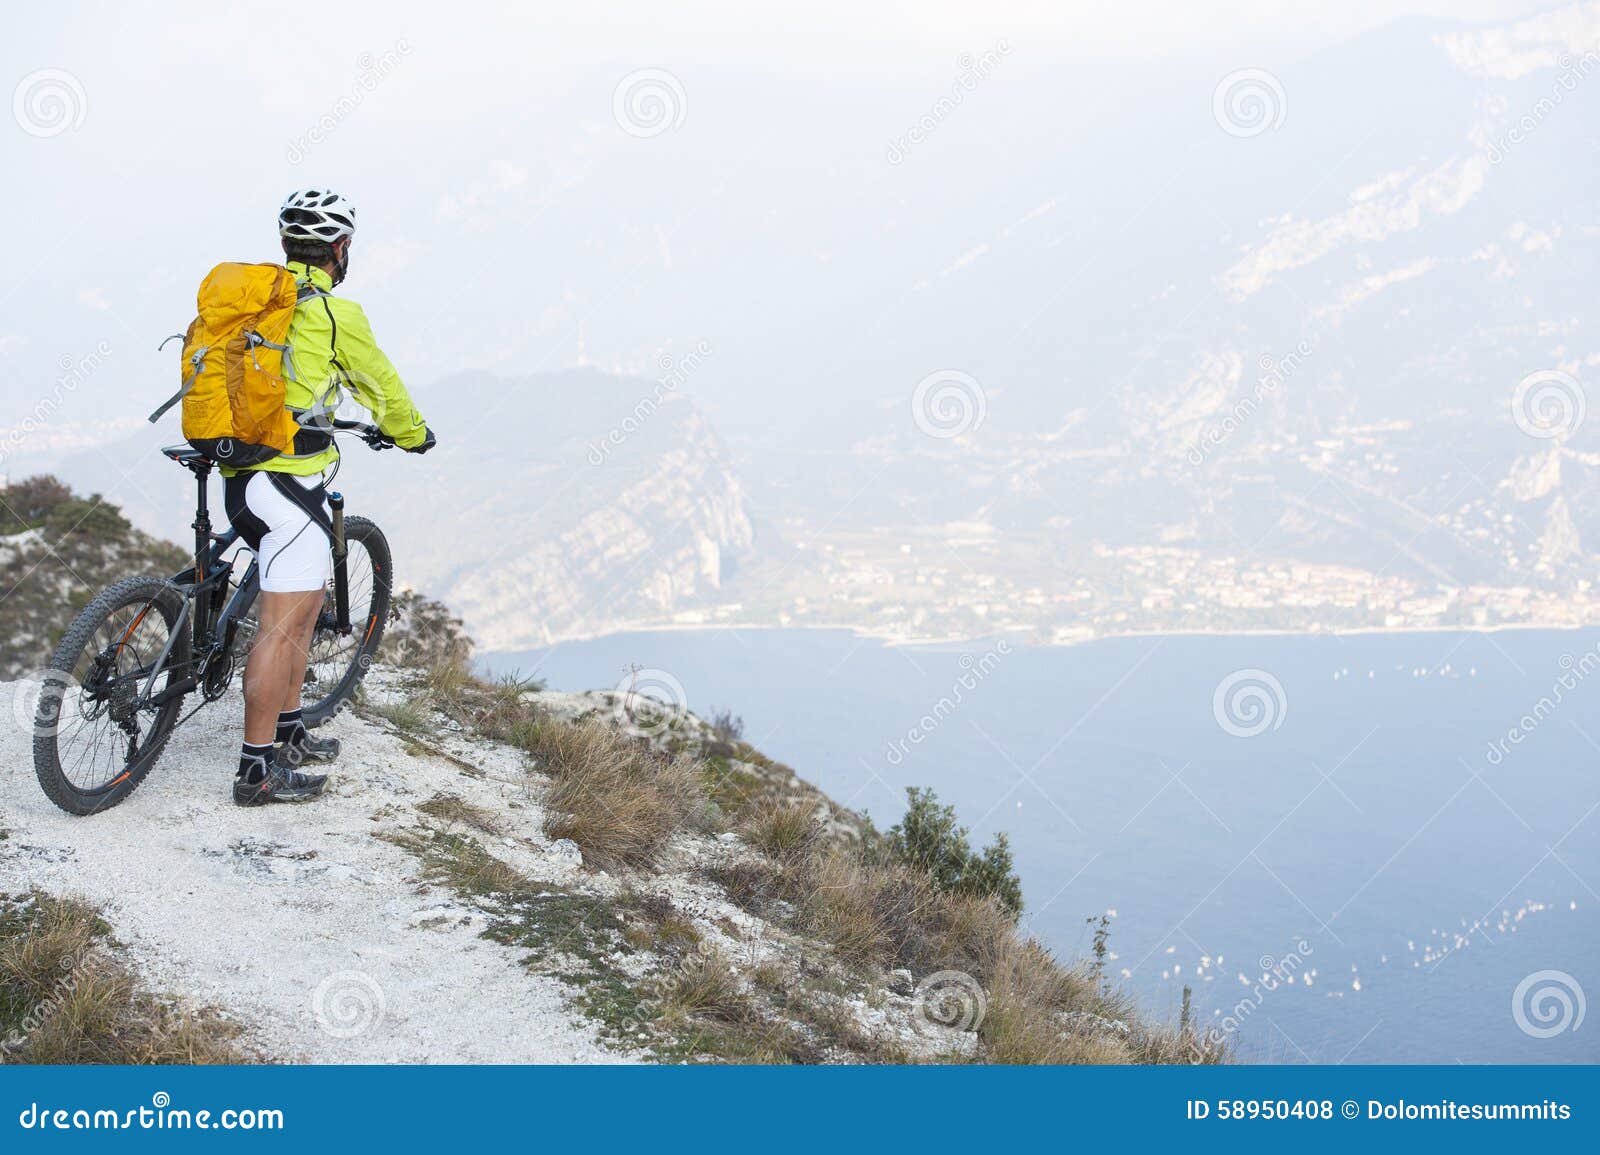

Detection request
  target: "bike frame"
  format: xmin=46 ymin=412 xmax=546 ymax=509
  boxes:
xmin=131 ymin=458 xmax=261 ymax=710
xmin=136 ymin=421 xmax=382 ymax=712
xmin=177 ymin=460 xmax=261 ymax=657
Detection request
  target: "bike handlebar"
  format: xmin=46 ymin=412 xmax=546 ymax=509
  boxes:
xmin=329 ymin=418 xmax=396 ymax=450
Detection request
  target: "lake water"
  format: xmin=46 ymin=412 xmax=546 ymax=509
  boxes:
xmin=482 ymin=627 xmax=1599 ymax=1064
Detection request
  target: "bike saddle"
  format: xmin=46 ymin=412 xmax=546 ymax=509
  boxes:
xmin=162 ymin=444 xmax=214 ymax=468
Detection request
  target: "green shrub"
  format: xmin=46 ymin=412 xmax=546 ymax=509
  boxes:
xmin=883 ymin=787 xmax=1023 ymax=915
xmin=42 ymin=496 xmax=129 ymax=541
xmin=381 ymin=589 xmax=477 ymax=673
xmin=0 ymin=476 xmax=73 ymax=534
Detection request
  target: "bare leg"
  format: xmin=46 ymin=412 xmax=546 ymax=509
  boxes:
xmin=282 ymin=591 xmax=324 ymax=714
xmin=243 ymin=588 xmax=325 ymax=746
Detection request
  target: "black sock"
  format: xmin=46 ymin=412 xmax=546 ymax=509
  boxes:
xmin=275 ymin=709 xmax=306 ymax=745
xmin=238 ymin=742 xmax=274 ymax=784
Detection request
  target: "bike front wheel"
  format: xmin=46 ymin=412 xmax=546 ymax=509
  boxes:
xmin=32 ymin=575 xmax=190 ymax=815
xmin=301 ymin=515 xmax=392 ymax=727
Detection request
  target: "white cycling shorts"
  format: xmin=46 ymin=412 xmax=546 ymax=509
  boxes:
xmin=228 ymin=472 xmax=333 ymax=593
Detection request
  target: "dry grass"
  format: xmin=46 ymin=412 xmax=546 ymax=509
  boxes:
xmin=653 ymin=913 xmax=702 ymax=951
xmin=372 ymin=695 xmax=434 ymax=735
xmin=978 ymin=938 xmax=1128 ymax=1064
xmin=622 ymin=893 xmax=702 ymax=953
xmin=751 ymin=960 xmax=788 ymax=993
xmin=653 ymin=948 xmax=826 ymax=1064
xmin=742 ymin=801 xmax=822 ymax=861
xmin=1 ymin=893 xmax=244 ymax=1065
xmin=658 ymin=947 xmax=749 ymax=1023
xmin=421 ymin=652 xmax=477 ymax=697
xmin=705 ymin=859 xmax=784 ymax=918
xmin=1133 ymin=1021 xmax=1226 ymax=1064
xmin=731 ymin=835 xmax=1218 ymax=1065
xmin=416 ymin=792 xmax=503 ymax=836
xmin=532 ymin=720 xmax=703 ymax=872
xmin=388 ymin=826 xmax=531 ymax=898
xmin=911 ymin=890 xmax=1020 ymax=981
xmin=796 ymin=848 xmax=935 ymax=969
xmin=433 ymin=669 xmax=547 ymax=750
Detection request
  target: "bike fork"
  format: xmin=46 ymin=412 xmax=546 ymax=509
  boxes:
xmin=329 ymin=491 xmax=351 ymax=634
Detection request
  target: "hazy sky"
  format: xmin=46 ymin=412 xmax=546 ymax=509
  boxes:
xmin=0 ymin=0 xmax=1568 ymax=456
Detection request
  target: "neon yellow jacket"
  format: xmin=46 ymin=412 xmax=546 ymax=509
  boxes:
xmin=228 ymin=261 xmax=428 ymax=476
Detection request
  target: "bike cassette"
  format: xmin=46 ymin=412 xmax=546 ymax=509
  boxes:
xmin=107 ymin=675 xmax=140 ymax=729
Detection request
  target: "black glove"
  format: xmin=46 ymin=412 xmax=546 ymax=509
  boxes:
xmin=404 ymin=426 xmax=437 ymax=455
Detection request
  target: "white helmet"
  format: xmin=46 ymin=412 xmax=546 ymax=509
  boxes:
xmin=278 ymin=188 xmax=356 ymax=243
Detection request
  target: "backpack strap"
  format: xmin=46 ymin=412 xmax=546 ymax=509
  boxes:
xmin=147 ymin=345 xmax=210 ymax=423
xmin=278 ymin=274 xmax=348 ymax=455
xmin=293 ymin=278 xmax=351 ymax=427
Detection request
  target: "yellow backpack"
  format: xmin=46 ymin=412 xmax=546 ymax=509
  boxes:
xmin=148 ymin=262 xmax=309 ymax=467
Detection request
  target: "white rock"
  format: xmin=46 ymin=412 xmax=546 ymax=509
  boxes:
xmin=548 ymin=839 xmax=584 ymax=866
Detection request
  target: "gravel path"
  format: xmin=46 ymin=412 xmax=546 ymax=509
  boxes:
xmin=0 ymin=679 xmax=622 ymax=1064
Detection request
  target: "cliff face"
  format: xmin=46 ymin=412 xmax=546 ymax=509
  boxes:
xmin=425 ymin=397 xmax=756 ymax=650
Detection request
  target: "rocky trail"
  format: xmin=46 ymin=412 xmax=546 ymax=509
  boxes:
xmin=0 ymin=675 xmax=620 ymax=1063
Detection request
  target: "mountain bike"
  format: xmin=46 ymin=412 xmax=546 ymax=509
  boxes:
xmin=31 ymin=419 xmax=395 ymax=815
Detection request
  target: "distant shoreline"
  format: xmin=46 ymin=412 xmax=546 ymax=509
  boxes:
xmin=480 ymin=616 xmax=1600 ymax=659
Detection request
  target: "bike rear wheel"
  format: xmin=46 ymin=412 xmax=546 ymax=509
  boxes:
xmin=32 ymin=576 xmax=190 ymax=815
xmin=301 ymin=515 xmax=391 ymax=727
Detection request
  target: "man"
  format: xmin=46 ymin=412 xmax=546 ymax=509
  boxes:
xmin=223 ymin=188 xmax=434 ymax=806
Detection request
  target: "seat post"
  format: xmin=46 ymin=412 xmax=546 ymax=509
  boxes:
xmin=191 ymin=462 xmax=213 ymax=578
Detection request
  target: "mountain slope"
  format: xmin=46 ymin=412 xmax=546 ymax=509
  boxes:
xmin=0 ymin=481 xmax=1209 ymax=1064
xmin=1 ymin=665 xmax=1195 ymax=1064
xmin=0 ymin=476 xmax=187 ymax=679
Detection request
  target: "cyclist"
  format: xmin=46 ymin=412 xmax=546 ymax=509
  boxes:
xmin=224 ymin=188 xmax=435 ymax=806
